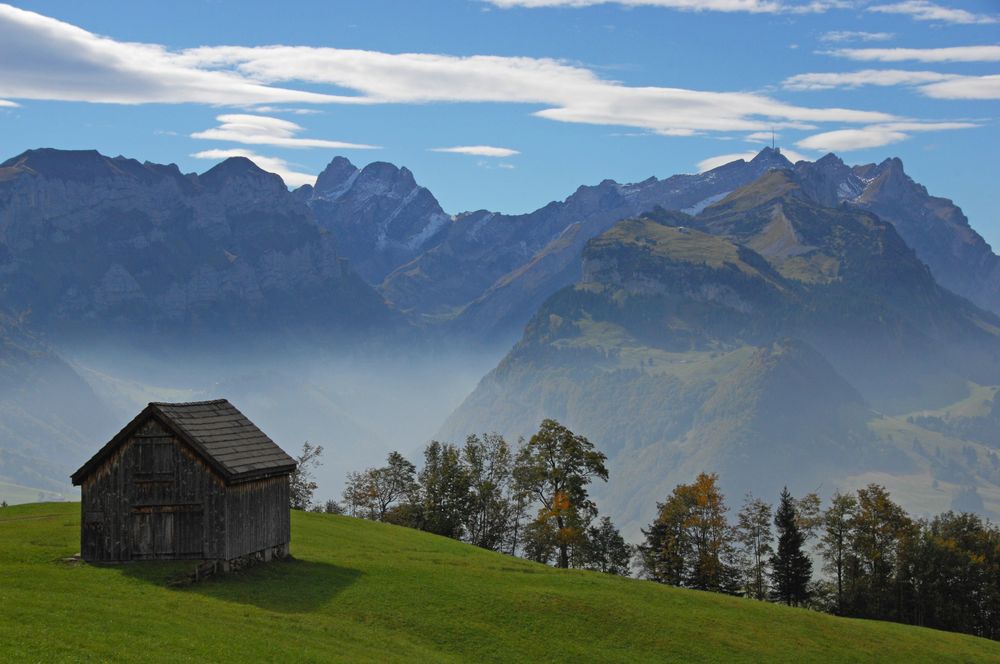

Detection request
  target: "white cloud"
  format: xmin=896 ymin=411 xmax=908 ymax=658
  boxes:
xmin=484 ymin=0 xmax=847 ymax=13
xmin=486 ymin=0 xmax=782 ymax=11
xmin=251 ymin=106 xmax=323 ymax=115
xmin=920 ymin=74 xmax=1000 ymax=100
xmin=191 ymin=114 xmax=378 ymax=149
xmin=0 ymin=4 xmax=358 ymax=106
xmin=746 ymin=131 xmax=780 ymax=141
xmin=784 ymin=69 xmax=1000 ymax=100
xmin=784 ymin=69 xmax=956 ymax=90
xmin=798 ymin=127 xmax=908 ymax=151
xmin=828 ymin=45 xmax=1000 ymax=63
xmin=696 ymin=148 xmax=809 ymax=172
xmin=796 ymin=121 xmax=975 ymax=151
xmin=819 ymin=31 xmax=894 ymax=43
xmin=0 ymin=98 xmax=17 ymax=107
xmin=177 ymin=46 xmax=897 ymax=134
xmin=0 ymin=4 xmax=902 ymax=139
xmin=867 ymin=1 xmax=997 ymax=24
xmin=190 ymin=148 xmax=316 ymax=187
xmin=431 ymin=145 xmax=521 ymax=157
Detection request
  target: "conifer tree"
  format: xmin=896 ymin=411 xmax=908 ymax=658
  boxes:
xmin=582 ymin=516 xmax=632 ymax=575
xmin=770 ymin=487 xmax=812 ymax=606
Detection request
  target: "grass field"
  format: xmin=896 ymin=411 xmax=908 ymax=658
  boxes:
xmin=2 ymin=503 xmax=999 ymax=663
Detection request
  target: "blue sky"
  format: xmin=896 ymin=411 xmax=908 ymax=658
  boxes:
xmin=1 ymin=1 xmax=998 ymax=243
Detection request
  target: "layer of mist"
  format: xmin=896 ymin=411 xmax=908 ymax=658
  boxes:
xmin=57 ymin=343 xmax=508 ymax=504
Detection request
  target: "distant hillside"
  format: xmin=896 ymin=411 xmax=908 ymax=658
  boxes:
xmin=0 ymin=308 xmax=113 ymax=492
xmin=441 ymin=170 xmax=1000 ymax=533
xmin=2 ymin=503 xmax=998 ymax=663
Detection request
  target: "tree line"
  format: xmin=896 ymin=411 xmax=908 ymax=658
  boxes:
xmin=640 ymin=472 xmax=1000 ymax=641
xmin=292 ymin=420 xmax=630 ymax=574
xmin=290 ymin=421 xmax=1000 ymax=642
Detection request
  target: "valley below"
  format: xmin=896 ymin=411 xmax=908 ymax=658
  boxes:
xmin=3 ymin=145 xmax=1000 ymax=543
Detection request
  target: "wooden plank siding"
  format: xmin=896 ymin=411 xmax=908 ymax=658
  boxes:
xmin=224 ymin=476 xmax=290 ymax=560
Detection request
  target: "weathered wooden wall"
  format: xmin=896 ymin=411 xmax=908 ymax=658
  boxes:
xmin=224 ymin=475 xmax=290 ymax=560
xmin=80 ymin=417 xmax=226 ymax=562
xmin=80 ymin=414 xmax=292 ymax=563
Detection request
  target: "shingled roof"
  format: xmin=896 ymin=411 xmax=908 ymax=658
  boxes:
xmin=71 ymin=399 xmax=296 ymax=485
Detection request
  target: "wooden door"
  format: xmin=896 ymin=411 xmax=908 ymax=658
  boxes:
xmin=153 ymin=512 xmax=174 ymax=557
xmin=131 ymin=507 xmax=203 ymax=559
xmin=132 ymin=510 xmax=155 ymax=558
xmin=176 ymin=510 xmax=204 ymax=558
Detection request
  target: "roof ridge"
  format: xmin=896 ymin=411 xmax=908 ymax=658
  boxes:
xmin=73 ymin=398 xmax=295 ymax=486
xmin=150 ymin=398 xmax=230 ymax=406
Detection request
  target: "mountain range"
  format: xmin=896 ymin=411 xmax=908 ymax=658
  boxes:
xmin=2 ymin=145 xmax=1000 ymax=533
xmin=298 ymin=146 xmax=1000 ymax=346
xmin=440 ymin=170 xmax=1000 ymax=532
xmin=0 ymin=149 xmax=394 ymax=346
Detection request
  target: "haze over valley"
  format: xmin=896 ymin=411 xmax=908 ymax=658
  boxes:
xmin=2 ymin=143 xmax=1000 ymax=540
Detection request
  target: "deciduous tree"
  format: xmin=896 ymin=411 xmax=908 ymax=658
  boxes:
xmin=736 ymin=493 xmax=773 ymax=600
xmin=416 ymin=441 xmax=470 ymax=538
xmin=463 ymin=433 xmax=520 ymax=552
xmin=848 ymin=484 xmax=913 ymax=619
xmin=641 ymin=473 xmax=736 ymax=592
xmin=289 ymin=442 xmax=323 ymax=510
xmin=819 ymin=491 xmax=857 ymax=614
xmin=514 ymin=419 xmax=608 ymax=569
xmin=342 ymin=451 xmax=417 ymax=521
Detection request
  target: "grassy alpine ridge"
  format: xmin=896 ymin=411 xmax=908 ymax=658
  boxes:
xmin=1 ymin=503 xmax=998 ymax=663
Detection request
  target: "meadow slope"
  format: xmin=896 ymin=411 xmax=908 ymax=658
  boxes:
xmin=1 ymin=503 xmax=998 ymax=663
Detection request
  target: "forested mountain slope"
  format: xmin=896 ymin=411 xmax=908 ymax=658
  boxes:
xmin=441 ymin=170 xmax=1000 ymax=532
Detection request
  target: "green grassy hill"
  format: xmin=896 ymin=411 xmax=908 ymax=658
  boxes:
xmin=2 ymin=504 xmax=998 ymax=662
xmin=0 ymin=480 xmax=73 ymax=505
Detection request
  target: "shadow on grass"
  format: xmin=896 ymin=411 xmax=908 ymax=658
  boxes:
xmin=118 ymin=557 xmax=362 ymax=613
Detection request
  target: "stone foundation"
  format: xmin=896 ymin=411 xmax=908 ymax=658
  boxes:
xmin=193 ymin=543 xmax=290 ymax=579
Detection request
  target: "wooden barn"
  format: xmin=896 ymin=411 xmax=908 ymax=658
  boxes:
xmin=71 ymin=399 xmax=296 ymax=566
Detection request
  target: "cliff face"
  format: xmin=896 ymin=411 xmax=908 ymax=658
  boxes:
xmin=794 ymin=153 xmax=1000 ymax=315
xmin=0 ymin=149 xmax=396 ymax=343
xmin=305 ymin=157 xmax=452 ymax=284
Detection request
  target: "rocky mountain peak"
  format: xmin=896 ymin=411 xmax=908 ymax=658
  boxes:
xmin=858 ymin=156 xmax=920 ymax=203
xmin=314 ymin=156 xmax=359 ymax=197
xmin=794 ymin=151 xmax=863 ymax=206
xmin=815 ymin=152 xmax=846 ymax=168
xmin=199 ymin=156 xmax=273 ymax=189
xmin=0 ymin=148 xmax=152 ymax=184
xmin=878 ymin=156 xmax=905 ymax=173
xmin=355 ymin=161 xmax=418 ymax=194
xmin=749 ymin=146 xmax=793 ymax=170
